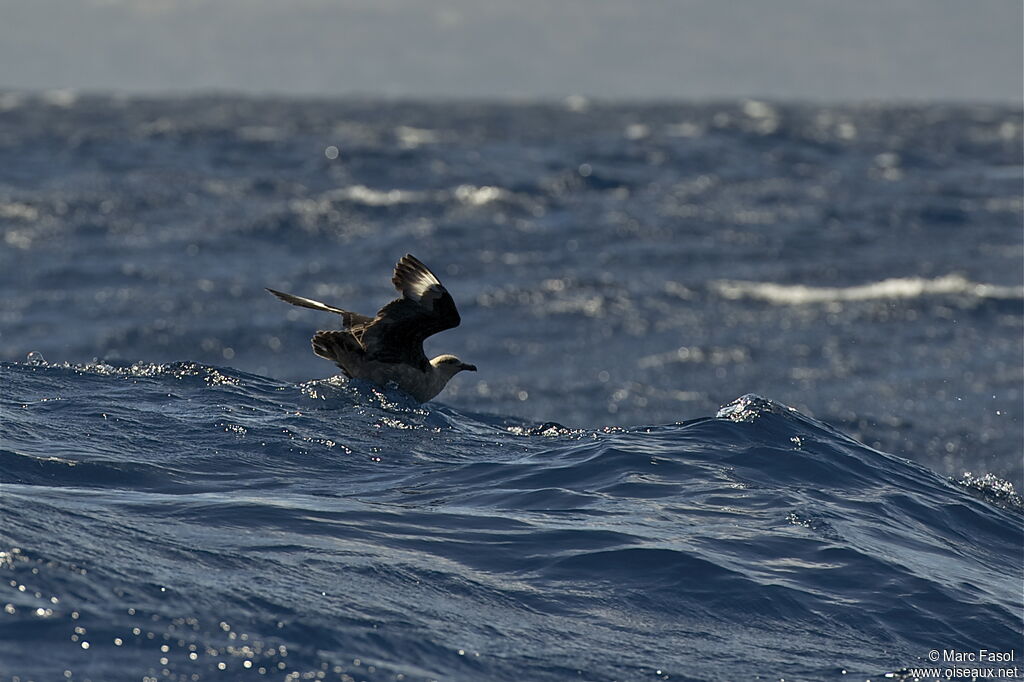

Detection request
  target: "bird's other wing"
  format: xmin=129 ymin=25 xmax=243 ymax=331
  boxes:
xmin=360 ymin=255 xmax=462 ymax=367
xmin=389 ymin=254 xmax=461 ymax=333
xmin=266 ymin=288 xmax=374 ymax=329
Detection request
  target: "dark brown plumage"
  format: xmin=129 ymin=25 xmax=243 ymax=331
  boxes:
xmin=268 ymin=255 xmax=474 ymax=401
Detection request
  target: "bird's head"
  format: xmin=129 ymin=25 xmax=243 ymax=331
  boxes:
xmin=430 ymin=354 xmax=477 ymax=379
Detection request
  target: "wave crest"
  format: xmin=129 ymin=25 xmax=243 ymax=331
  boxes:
xmin=713 ymin=274 xmax=1024 ymax=305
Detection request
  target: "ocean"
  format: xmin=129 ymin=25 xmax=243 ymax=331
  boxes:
xmin=0 ymin=94 xmax=1021 ymax=681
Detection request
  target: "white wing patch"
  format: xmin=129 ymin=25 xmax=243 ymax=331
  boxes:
xmin=393 ymin=254 xmax=445 ymax=305
xmin=406 ymin=269 xmax=441 ymax=300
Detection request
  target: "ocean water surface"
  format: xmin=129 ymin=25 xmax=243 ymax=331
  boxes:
xmin=0 ymin=95 xmax=1021 ymax=680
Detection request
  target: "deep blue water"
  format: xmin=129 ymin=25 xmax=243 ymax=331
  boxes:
xmin=0 ymin=95 xmax=1022 ymax=680
xmin=2 ymin=361 xmax=1021 ymax=681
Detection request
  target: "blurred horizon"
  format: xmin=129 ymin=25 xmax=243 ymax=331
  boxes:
xmin=1 ymin=0 xmax=1021 ymax=103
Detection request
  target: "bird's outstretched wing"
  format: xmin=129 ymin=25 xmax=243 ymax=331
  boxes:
xmin=361 ymin=254 xmax=462 ymax=367
xmin=266 ymin=288 xmax=374 ymax=329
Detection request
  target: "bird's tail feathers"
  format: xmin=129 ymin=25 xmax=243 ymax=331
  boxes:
xmin=312 ymin=330 xmax=364 ymax=377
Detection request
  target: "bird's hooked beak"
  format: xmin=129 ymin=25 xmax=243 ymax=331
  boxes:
xmin=461 ymin=363 xmax=477 ymax=372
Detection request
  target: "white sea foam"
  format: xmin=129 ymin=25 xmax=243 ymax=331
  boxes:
xmin=0 ymin=202 xmax=40 ymax=222
xmin=395 ymin=126 xmax=439 ymax=148
xmin=453 ymin=184 xmax=506 ymax=206
xmin=332 ymin=185 xmax=429 ymax=206
xmin=712 ymin=274 xmax=1023 ymax=305
xmin=41 ymin=89 xmax=77 ymax=107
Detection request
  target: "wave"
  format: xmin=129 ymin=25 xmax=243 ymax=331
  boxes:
xmin=713 ymin=274 xmax=1024 ymax=304
xmin=288 ymin=183 xmax=510 ymax=211
xmin=0 ymin=360 xmax=1020 ymax=681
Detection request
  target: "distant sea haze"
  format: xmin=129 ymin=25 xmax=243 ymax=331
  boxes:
xmin=0 ymin=1 xmax=1020 ymax=101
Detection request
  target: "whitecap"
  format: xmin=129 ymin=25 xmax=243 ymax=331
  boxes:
xmin=712 ymin=274 xmax=1023 ymax=305
xmin=331 ymin=185 xmax=430 ymax=206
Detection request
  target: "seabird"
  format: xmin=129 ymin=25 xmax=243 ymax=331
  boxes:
xmin=268 ymin=254 xmax=476 ymax=402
